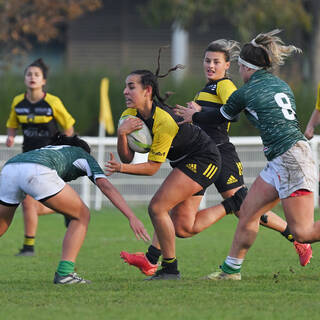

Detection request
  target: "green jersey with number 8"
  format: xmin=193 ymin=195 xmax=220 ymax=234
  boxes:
xmin=221 ymin=70 xmax=305 ymax=160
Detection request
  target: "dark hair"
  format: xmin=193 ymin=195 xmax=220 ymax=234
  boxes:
xmin=25 ymin=58 xmax=49 ymax=79
xmin=129 ymin=47 xmax=184 ymax=106
xmin=240 ymin=43 xmax=271 ymax=69
xmin=52 ymin=133 xmax=91 ymax=154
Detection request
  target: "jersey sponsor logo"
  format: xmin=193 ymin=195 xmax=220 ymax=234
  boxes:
xmin=203 ymin=163 xmax=218 ymax=179
xmin=150 ymin=150 xmax=166 ymax=157
xmin=34 ymin=107 xmax=53 ymax=115
xmin=186 ymin=163 xmax=197 ymax=173
xmin=207 ymin=83 xmax=217 ymax=91
xmin=227 ymin=175 xmax=238 ymax=184
xmin=15 ymin=107 xmax=30 ymax=114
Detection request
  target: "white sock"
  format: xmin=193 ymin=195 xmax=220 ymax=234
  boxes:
xmin=225 ymin=256 xmax=244 ymax=270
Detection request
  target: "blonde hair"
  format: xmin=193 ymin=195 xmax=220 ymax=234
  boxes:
xmin=205 ymin=39 xmax=241 ymax=62
xmin=240 ymin=29 xmax=301 ymax=70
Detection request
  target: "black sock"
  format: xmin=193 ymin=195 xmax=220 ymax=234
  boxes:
xmin=22 ymin=245 xmax=34 ymax=252
xmin=161 ymin=258 xmax=179 ymax=274
xmin=281 ymin=226 xmax=294 ymax=242
xmin=146 ymin=245 xmax=161 ymax=264
xmin=23 ymin=236 xmax=35 ymax=252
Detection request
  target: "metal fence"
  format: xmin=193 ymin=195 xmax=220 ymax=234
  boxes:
xmin=0 ymin=135 xmax=319 ymax=209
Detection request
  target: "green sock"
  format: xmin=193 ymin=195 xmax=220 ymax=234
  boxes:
xmin=57 ymin=260 xmax=75 ymax=276
xmin=220 ymin=261 xmax=240 ymax=274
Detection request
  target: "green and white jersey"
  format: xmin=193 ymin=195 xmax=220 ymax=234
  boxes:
xmin=5 ymin=145 xmax=106 ymax=183
xmin=221 ymin=70 xmax=305 ymax=160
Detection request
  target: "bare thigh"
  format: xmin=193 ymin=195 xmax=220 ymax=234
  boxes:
xmin=23 ymin=195 xmax=54 ymax=215
xmin=42 ymin=184 xmax=89 ymax=220
xmin=149 ymin=168 xmax=203 ymax=213
xmin=281 ymin=193 xmax=316 ymax=242
xmin=239 ymin=176 xmax=279 ymax=223
xmin=0 ymin=204 xmax=18 ymax=235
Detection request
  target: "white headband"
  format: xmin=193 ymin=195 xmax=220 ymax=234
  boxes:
xmin=238 ymin=56 xmax=263 ymax=70
xmin=250 ymin=39 xmax=260 ymax=48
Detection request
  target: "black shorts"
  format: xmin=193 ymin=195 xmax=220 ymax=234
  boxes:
xmin=214 ymin=142 xmax=244 ymax=193
xmin=170 ymin=140 xmax=221 ymax=191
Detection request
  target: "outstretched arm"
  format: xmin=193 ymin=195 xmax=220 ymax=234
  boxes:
xmin=105 ymin=152 xmax=162 ymax=176
xmin=174 ymin=104 xmax=232 ymax=125
xmin=95 ymin=177 xmax=150 ymax=242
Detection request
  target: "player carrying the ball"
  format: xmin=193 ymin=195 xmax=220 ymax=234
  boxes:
xmin=105 ymin=48 xmax=249 ymax=280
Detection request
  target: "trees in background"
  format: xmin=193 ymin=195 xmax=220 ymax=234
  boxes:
xmin=0 ymin=0 xmax=102 ymax=67
xmin=138 ymin=0 xmax=320 ymax=86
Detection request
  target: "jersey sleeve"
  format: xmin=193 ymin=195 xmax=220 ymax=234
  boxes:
xmin=216 ymin=79 xmax=237 ymax=104
xmin=316 ymin=83 xmax=320 ymax=111
xmin=6 ymin=95 xmax=23 ymax=128
xmin=221 ymin=87 xmax=247 ymax=119
xmin=73 ymin=154 xmax=107 ymax=184
xmin=48 ymin=95 xmax=75 ymax=130
xmin=148 ymin=112 xmax=179 ymax=163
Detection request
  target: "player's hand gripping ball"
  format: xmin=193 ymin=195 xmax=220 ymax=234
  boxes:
xmin=118 ymin=115 xmax=152 ymax=153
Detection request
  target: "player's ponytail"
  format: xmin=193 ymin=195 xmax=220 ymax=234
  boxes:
xmin=239 ymin=29 xmax=301 ymax=71
xmin=130 ymin=46 xmax=184 ymax=107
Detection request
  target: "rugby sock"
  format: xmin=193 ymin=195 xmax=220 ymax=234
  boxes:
xmin=221 ymin=256 xmax=243 ymax=274
xmin=57 ymin=260 xmax=75 ymax=276
xmin=23 ymin=235 xmax=35 ymax=252
xmin=161 ymin=257 xmax=179 ymax=274
xmin=146 ymin=245 xmax=161 ymax=264
xmin=281 ymin=226 xmax=294 ymax=242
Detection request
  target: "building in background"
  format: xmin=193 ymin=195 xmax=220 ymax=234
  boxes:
xmin=66 ymin=0 xmax=234 ymax=77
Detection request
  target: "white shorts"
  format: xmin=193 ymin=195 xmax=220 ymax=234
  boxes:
xmin=0 ymin=163 xmax=65 ymax=205
xmin=260 ymin=140 xmax=316 ymax=199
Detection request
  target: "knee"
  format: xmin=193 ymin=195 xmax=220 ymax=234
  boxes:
xmin=172 ymin=219 xmax=194 ymax=238
xmin=175 ymin=229 xmax=193 ymax=238
xmin=78 ymin=205 xmax=91 ymax=225
xmin=148 ymin=199 xmax=162 ymax=220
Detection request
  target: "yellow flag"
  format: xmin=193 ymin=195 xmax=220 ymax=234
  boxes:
xmin=99 ymin=77 xmax=115 ymax=135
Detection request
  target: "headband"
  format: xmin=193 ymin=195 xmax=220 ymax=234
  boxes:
xmin=238 ymin=56 xmax=263 ymax=70
xmin=250 ymin=39 xmax=260 ymax=48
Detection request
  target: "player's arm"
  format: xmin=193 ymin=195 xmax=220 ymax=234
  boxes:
xmin=95 ymin=177 xmax=150 ymax=242
xmin=6 ymin=128 xmax=17 ymax=147
xmin=105 ymin=152 xmax=162 ymax=176
xmin=49 ymin=96 xmax=75 ymax=136
xmin=175 ymin=88 xmax=244 ymax=125
xmin=305 ymin=109 xmax=320 ymax=140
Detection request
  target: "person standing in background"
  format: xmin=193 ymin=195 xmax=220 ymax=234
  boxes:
xmin=6 ymin=58 xmax=75 ymax=256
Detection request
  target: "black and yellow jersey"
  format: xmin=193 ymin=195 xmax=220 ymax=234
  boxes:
xmin=121 ymin=103 xmax=215 ymax=163
xmin=193 ymin=78 xmax=237 ymax=145
xmin=6 ymin=92 xmax=75 ymax=152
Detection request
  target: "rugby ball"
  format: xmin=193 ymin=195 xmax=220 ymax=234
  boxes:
xmin=118 ymin=115 xmax=152 ymax=153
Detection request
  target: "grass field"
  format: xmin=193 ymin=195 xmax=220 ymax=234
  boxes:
xmin=1 ymin=206 xmax=319 ymax=320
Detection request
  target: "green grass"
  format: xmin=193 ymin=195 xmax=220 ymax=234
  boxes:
xmin=1 ymin=206 xmax=319 ymax=320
